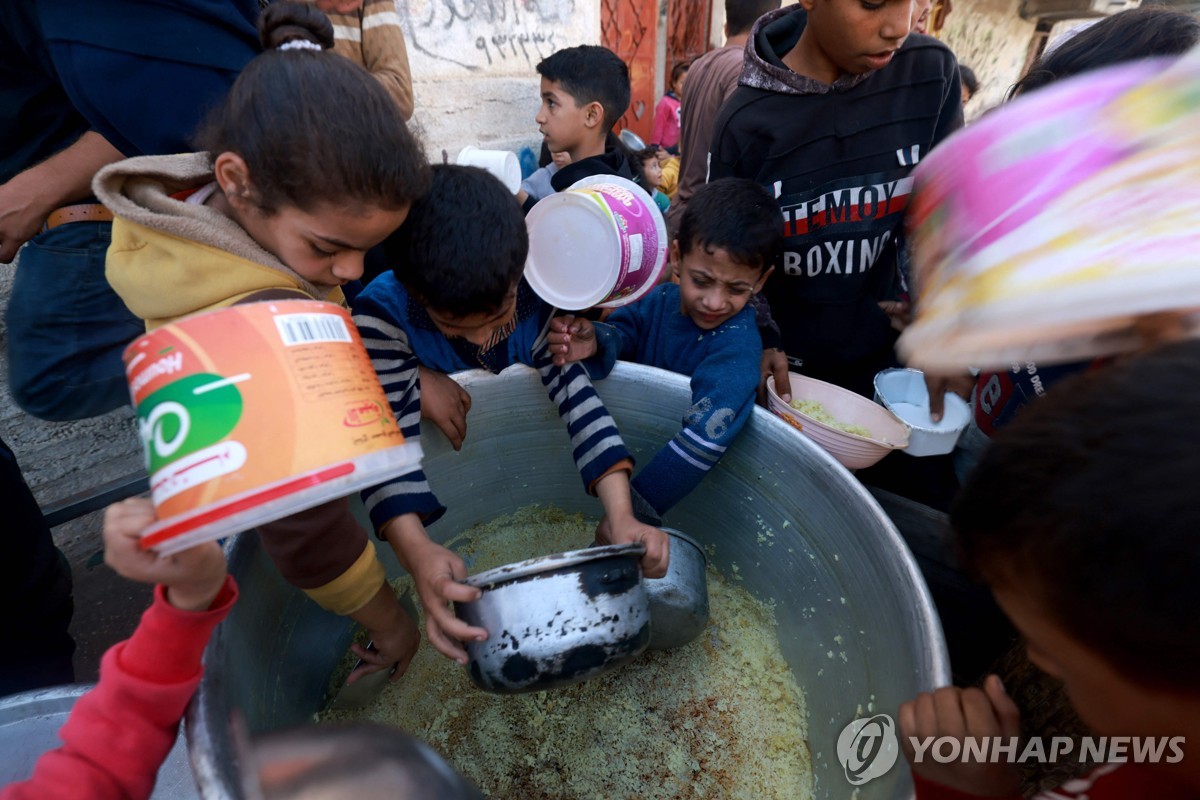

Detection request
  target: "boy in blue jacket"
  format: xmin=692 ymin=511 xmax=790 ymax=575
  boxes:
xmin=352 ymin=164 xmax=668 ymax=664
xmin=549 ymin=178 xmax=782 ymax=522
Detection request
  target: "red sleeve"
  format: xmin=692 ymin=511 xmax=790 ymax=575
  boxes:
xmin=0 ymin=577 xmax=238 ymax=800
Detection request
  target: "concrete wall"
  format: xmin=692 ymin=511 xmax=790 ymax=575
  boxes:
xmin=939 ymin=0 xmax=1039 ymax=117
xmin=401 ymin=0 xmax=601 ymax=161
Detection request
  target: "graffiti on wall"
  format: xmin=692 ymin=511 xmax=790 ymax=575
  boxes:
xmin=400 ymin=0 xmax=585 ymax=73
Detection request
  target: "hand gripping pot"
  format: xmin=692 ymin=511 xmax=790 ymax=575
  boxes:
xmin=524 ymin=175 xmax=669 ymax=310
xmin=124 ymin=300 xmax=423 ymax=555
xmin=454 ymin=543 xmax=651 ymax=693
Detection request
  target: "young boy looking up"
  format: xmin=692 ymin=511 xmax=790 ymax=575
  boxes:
xmin=353 ymin=165 xmax=669 ymax=663
xmin=549 ymin=178 xmax=781 ymax=522
xmin=710 ymin=0 xmax=962 ymax=399
xmin=899 ymin=340 xmax=1200 ymax=799
xmin=518 ymin=45 xmax=643 ymax=212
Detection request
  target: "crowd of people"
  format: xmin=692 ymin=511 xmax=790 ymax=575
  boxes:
xmin=3 ymin=0 xmax=1199 ymax=797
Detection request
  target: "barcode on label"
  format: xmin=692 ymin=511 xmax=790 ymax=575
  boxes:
xmin=274 ymin=313 xmax=352 ymax=346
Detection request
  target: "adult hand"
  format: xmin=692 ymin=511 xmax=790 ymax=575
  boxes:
xmin=0 ymin=176 xmax=50 ymax=264
xmin=898 ymin=675 xmax=1023 ymax=797
xmin=103 ymin=497 xmax=227 ymax=611
xmin=924 ymin=372 xmax=975 ymax=423
xmin=759 ymin=348 xmax=790 ymax=406
xmin=419 ymin=366 xmax=471 ymax=450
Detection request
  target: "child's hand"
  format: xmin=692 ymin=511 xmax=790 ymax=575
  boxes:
xmin=759 ymin=347 xmax=791 ymax=406
xmin=551 ymin=151 xmax=572 ymax=169
xmin=596 ymin=514 xmax=670 ymax=579
xmin=548 ymin=315 xmax=597 ymax=367
xmin=346 ymin=584 xmax=421 ymax=684
xmin=898 ymin=675 xmax=1023 ymax=797
xmin=419 ymin=366 xmax=472 ymax=450
xmin=384 ymin=516 xmax=486 ymax=664
xmin=103 ymin=498 xmax=227 ymax=612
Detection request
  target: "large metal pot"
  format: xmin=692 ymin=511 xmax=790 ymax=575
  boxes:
xmin=0 ymin=685 xmax=198 ymax=799
xmin=188 ymin=363 xmax=948 ymax=798
xmin=456 ymin=543 xmax=651 ymax=693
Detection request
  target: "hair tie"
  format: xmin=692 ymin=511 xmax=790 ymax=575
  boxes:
xmin=278 ymin=40 xmax=323 ymax=52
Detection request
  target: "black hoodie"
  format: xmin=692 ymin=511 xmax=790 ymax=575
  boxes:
xmin=521 ymin=133 xmax=646 ymax=214
xmin=710 ymin=5 xmax=962 ymax=395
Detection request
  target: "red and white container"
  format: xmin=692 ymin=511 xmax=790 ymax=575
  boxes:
xmin=524 ymin=175 xmax=668 ymax=310
xmin=124 ymin=300 xmax=423 ymax=555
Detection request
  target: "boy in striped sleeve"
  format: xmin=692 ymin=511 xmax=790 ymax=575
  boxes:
xmin=548 ymin=179 xmax=781 ymax=523
xmin=353 ymin=164 xmax=669 ymax=663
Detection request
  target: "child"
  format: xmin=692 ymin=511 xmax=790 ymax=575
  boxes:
xmin=2 ymin=498 xmax=236 ymax=800
xmin=548 ymin=178 xmax=781 ymax=522
xmin=518 ymin=45 xmax=645 ymax=212
xmin=94 ymin=2 xmax=429 ymax=682
xmin=709 ymin=0 xmax=962 ymax=399
xmin=651 ymin=61 xmax=689 ymax=154
xmin=3 ymin=499 xmax=484 ymax=800
xmin=636 ymin=146 xmax=672 ymax=213
xmin=899 ymin=340 xmax=1200 ymax=799
xmin=353 ymin=164 xmax=669 ymax=664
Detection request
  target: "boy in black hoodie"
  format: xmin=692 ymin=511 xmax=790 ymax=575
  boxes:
xmin=518 ymin=45 xmax=643 ymax=213
xmin=710 ymin=0 xmax=962 ymax=399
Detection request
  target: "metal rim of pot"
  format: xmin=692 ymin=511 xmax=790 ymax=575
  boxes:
xmin=462 ymin=542 xmax=646 ymax=589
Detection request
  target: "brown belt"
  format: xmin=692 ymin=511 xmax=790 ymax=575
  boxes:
xmin=44 ymin=203 xmax=114 ymax=230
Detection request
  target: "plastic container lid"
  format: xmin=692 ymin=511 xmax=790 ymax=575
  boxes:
xmin=525 ymin=190 xmax=622 ymax=310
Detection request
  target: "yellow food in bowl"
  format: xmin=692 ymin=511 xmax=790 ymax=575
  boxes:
xmin=788 ymin=399 xmax=872 ymax=438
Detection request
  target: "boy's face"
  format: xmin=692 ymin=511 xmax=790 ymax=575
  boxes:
xmin=536 ymin=78 xmax=600 ymax=157
xmin=672 ymin=240 xmax=771 ymax=330
xmin=801 ymin=0 xmax=912 ymax=76
xmin=990 ymin=568 xmax=1186 ymax=740
xmin=642 ymin=157 xmax=663 ymax=187
xmin=425 ymin=291 xmax=519 ymax=348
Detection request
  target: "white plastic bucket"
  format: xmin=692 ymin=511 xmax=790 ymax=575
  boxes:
xmin=524 ymin=175 xmax=668 ymax=310
xmin=456 ymin=146 xmax=522 ymax=194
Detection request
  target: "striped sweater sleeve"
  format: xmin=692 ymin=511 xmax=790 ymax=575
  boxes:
xmin=531 ymin=318 xmax=633 ymax=493
xmin=353 ymin=305 xmax=446 ymax=532
xmin=328 ymin=0 xmax=415 ymax=119
xmin=631 ymin=324 xmax=761 ymax=516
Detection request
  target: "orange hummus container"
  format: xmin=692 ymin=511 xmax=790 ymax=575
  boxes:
xmin=124 ymin=299 xmax=422 ymax=555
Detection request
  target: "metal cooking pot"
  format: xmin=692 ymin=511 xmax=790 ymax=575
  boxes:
xmin=645 ymin=528 xmax=709 ymax=650
xmin=455 ymin=543 xmax=650 ymax=693
xmin=188 ymin=363 xmax=949 ymax=799
xmin=0 ymin=685 xmax=198 ymax=799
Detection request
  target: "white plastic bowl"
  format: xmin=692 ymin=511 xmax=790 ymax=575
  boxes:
xmin=873 ymin=368 xmax=971 ymax=457
xmin=766 ymin=373 xmax=909 ymax=470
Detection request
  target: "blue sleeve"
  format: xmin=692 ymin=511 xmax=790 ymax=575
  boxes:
xmin=352 ymin=291 xmax=446 ymax=532
xmin=631 ymin=317 xmax=762 ymax=516
xmin=529 ymin=318 xmax=633 ymax=493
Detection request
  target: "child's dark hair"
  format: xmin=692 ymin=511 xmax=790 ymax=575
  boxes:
xmin=536 ymin=46 xmax=631 ymax=132
xmin=670 ymin=60 xmax=690 ymax=88
xmin=677 ymin=178 xmax=781 ymax=273
xmin=951 ymin=338 xmax=1200 ymax=690
xmin=196 ymin=1 xmax=429 ymax=214
xmin=725 ymin=0 xmax=782 ymax=37
xmin=959 ymin=65 xmax=979 ymax=97
xmin=1010 ymin=7 xmax=1200 ymax=99
xmin=636 ymin=146 xmax=659 ymax=164
xmin=384 ymin=164 xmax=527 ymax=316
